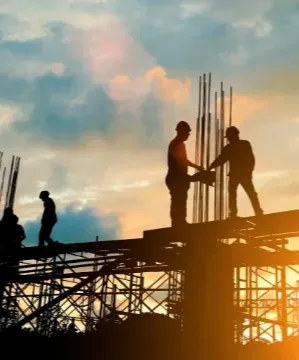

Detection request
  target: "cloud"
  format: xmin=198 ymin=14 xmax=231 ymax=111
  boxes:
xmin=252 ymin=64 xmax=299 ymax=96
xmin=108 ymin=66 xmax=191 ymax=105
xmin=221 ymin=45 xmax=248 ymax=66
xmin=225 ymin=95 xmax=268 ymax=125
xmin=67 ymin=15 xmax=156 ymax=83
xmin=259 ymin=169 xmax=299 ymax=200
xmin=0 ymin=25 xmax=191 ymax=150
xmin=100 ymin=181 xmax=171 ymax=238
xmin=0 ymin=14 xmax=192 ymax=151
xmin=0 ymin=103 xmax=21 ymax=129
xmin=11 ymin=74 xmax=117 ymax=145
xmin=23 ymin=203 xmax=121 ymax=245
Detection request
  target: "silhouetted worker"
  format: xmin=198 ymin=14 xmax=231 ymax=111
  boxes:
xmin=8 ymin=215 xmax=25 ymax=276
xmin=39 ymin=190 xmax=57 ymax=247
xmin=11 ymin=215 xmax=26 ymax=244
xmin=0 ymin=207 xmax=15 ymax=253
xmin=208 ymin=126 xmax=263 ymax=218
xmin=0 ymin=211 xmax=25 ymax=279
xmin=166 ymin=121 xmax=214 ymax=227
xmin=1 ymin=207 xmax=14 ymax=222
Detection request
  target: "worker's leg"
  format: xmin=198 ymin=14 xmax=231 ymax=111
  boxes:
xmin=240 ymin=176 xmax=263 ymax=216
xmin=166 ymin=177 xmax=189 ymax=226
xmin=47 ymin=223 xmax=55 ymax=243
xmin=228 ymin=177 xmax=239 ymax=217
xmin=38 ymin=226 xmax=45 ymax=247
xmin=39 ymin=223 xmax=54 ymax=247
xmin=172 ymin=187 xmax=189 ymax=226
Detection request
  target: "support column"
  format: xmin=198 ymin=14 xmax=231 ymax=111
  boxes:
xmin=183 ymin=237 xmax=234 ymax=360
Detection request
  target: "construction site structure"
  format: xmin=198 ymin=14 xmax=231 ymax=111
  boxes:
xmin=1 ymin=212 xmax=299 ymax=357
xmin=0 ymin=153 xmax=21 ymax=211
xmin=0 ymin=75 xmax=299 ymax=359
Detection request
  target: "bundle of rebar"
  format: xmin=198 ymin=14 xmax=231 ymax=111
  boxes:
xmin=0 ymin=153 xmax=21 ymax=212
xmin=192 ymin=73 xmax=233 ymax=223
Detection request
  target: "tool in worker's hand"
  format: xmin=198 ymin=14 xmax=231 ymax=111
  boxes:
xmin=189 ymin=170 xmax=216 ymax=186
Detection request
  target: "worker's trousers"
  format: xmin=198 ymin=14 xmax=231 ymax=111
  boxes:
xmin=39 ymin=221 xmax=56 ymax=247
xmin=165 ymin=175 xmax=190 ymax=227
xmin=228 ymin=175 xmax=263 ymax=217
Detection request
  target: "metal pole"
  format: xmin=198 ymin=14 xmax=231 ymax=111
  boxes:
xmin=205 ymin=73 xmax=212 ymax=222
xmin=5 ymin=156 xmax=15 ymax=209
xmin=193 ymin=76 xmax=202 ymax=224
xmin=199 ymin=74 xmax=206 ymax=223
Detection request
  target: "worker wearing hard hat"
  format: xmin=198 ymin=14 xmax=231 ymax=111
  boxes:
xmin=165 ymin=121 xmax=215 ymax=227
xmin=208 ymin=126 xmax=263 ymax=218
xmin=38 ymin=190 xmax=57 ymax=247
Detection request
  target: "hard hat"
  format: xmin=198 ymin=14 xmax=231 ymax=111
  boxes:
xmin=175 ymin=121 xmax=191 ymax=133
xmin=225 ymin=126 xmax=239 ymax=137
xmin=39 ymin=190 xmax=50 ymax=197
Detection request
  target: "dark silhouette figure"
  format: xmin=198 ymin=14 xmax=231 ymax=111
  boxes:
xmin=39 ymin=190 xmax=57 ymax=247
xmin=0 ymin=210 xmax=25 ymax=288
xmin=208 ymin=126 xmax=263 ymax=218
xmin=165 ymin=121 xmax=214 ymax=226
xmin=1 ymin=207 xmax=14 ymax=222
xmin=7 ymin=215 xmax=25 ymax=276
xmin=0 ymin=207 xmax=15 ymax=253
xmin=0 ymin=210 xmax=25 ymax=251
xmin=11 ymin=215 xmax=26 ymax=244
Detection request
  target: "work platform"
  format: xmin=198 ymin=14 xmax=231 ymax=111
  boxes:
xmin=1 ymin=209 xmax=299 ymax=358
xmin=5 ymin=209 xmax=299 ymax=270
xmin=144 ymin=209 xmax=299 ymax=240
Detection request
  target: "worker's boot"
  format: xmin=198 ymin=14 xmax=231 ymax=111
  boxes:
xmin=227 ymin=213 xmax=238 ymax=220
xmin=171 ymin=219 xmax=189 ymax=228
xmin=254 ymin=208 xmax=264 ymax=217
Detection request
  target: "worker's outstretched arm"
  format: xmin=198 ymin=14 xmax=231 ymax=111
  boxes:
xmin=187 ymin=159 xmax=204 ymax=171
xmin=208 ymin=147 xmax=229 ymax=170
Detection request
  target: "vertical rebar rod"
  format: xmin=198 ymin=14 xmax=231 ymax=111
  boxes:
xmin=229 ymin=86 xmax=233 ymax=127
xmin=0 ymin=152 xmax=3 ymax=172
xmin=5 ymin=156 xmax=15 ymax=209
xmin=193 ymin=76 xmax=202 ymax=223
xmin=226 ymin=87 xmax=233 ymax=217
xmin=199 ymin=74 xmax=206 ymax=223
xmin=0 ymin=167 xmax=6 ymax=206
xmin=8 ymin=157 xmax=20 ymax=209
xmin=205 ymin=112 xmax=211 ymax=222
xmin=219 ymin=84 xmax=225 ymax=220
xmin=222 ymin=89 xmax=227 ymax=219
xmin=214 ymin=91 xmax=218 ymax=220
xmin=214 ymin=91 xmax=220 ymax=221
xmin=204 ymin=73 xmax=212 ymax=222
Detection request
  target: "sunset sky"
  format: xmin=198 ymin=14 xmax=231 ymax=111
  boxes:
xmin=1 ymin=0 xmax=299 ymax=246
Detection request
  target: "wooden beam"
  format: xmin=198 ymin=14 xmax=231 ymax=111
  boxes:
xmin=144 ymin=210 xmax=299 ymax=240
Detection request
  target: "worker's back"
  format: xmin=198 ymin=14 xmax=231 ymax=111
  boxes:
xmin=42 ymin=197 xmax=57 ymax=224
xmin=224 ymin=139 xmax=255 ymax=177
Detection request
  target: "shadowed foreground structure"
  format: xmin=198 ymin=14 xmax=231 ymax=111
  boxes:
xmin=2 ymin=321 xmax=299 ymax=360
xmin=1 ymin=210 xmax=299 ymax=359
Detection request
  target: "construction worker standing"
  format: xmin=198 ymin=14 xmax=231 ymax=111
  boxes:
xmin=166 ymin=121 xmax=214 ymax=227
xmin=208 ymin=126 xmax=263 ymax=218
xmin=39 ymin=190 xmax=57 ymax=246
